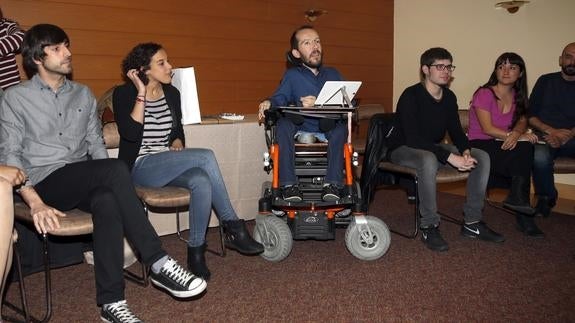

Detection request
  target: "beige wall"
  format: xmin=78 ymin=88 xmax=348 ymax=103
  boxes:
xmin=394 ymin=0 xmax=575 ymax=184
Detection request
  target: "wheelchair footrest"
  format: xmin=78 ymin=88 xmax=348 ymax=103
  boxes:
xmin=288 ymin=211 xmax=335 ymax=240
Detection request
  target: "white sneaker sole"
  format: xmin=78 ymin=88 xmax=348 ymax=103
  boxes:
xmin=150 ymin=278 xmax=207 ymax=298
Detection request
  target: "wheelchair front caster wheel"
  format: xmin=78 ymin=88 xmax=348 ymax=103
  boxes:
xmin=254 ymin=216 xmax=293 ymax=262
xmin=345 ymin=215 xmax=391 ymax=261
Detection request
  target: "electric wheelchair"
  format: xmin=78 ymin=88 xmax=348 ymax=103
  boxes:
xmin=254 ymin=106 xmax=391 ymax=262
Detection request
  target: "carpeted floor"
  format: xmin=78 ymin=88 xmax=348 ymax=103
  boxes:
xmin=3 ymin=189 xmax=575 ymax=322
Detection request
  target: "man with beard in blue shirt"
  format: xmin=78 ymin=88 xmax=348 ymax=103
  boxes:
xmin=258 ymin=25 xmax=347 ymax=202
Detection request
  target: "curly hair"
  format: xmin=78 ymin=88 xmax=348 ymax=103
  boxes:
xmin=121 ymin=42 xmax=163 ymax=83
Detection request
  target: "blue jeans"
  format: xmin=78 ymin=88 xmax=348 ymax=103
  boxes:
xmin=276 ymin=117 xmax=347 ymax=186
xmin=389 ymin=144 xmax=489 ymax=228
xmin=131 ymin=148 xmax=238 ymax=247
xmin=532 ymin=139 xmax=575 ymax=200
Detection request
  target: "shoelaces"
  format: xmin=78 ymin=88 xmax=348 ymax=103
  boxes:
xmin=162 ymin=258 xmax=195 ymax=286
xmin=106 ymin=300 xmax=141 ymax=323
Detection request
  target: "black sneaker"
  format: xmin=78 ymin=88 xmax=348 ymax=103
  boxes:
xmin=534 ymin=196 xmax=555 ymax=217
xmin=461 ymin=221 xmax=505 ymax=243
xmin=100 ymin=300 xmax=142 ymax=323
xmin=149 ymin=257 xmax=207 ymax=298
xmin=282 ymin=185 xmax=303 ymax=202
xmin=420 ymin=225 xmax=448 ymax=252
xmin=321 ymin=184 xmax=340 ymax=201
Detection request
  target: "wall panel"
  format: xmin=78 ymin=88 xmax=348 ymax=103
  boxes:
xmin=4 ymin=0 xmax=393 ymax=115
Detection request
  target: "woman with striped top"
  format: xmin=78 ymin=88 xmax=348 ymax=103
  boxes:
xmin=113 ymin=43 xmax=263 ymax=281
xmin=0 ymin=6 xmax=25 ymax=90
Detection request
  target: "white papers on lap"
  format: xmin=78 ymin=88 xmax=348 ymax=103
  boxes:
xmin=171 ymin=67 xmax=202 ymax=125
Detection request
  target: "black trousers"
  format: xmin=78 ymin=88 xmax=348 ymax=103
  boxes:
xmin=34 ymin=159 xmax=166 ymax=305
xmin=469 ymin=139 xmax=534 ymax=178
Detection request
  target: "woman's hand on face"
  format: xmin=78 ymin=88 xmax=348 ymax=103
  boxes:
xmin=170 ymin=139 xmax=184 ymax=151
xmin=126 ymin=69 xmax=146 ymax=94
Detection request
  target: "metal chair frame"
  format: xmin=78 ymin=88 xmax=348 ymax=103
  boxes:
xmin=136 ymin=187 xmax=226 ymax=257
xmin=378 ymin=162 xmax=466 ymax=239
xmin=5 ymin=202 xmax=148 ymax=322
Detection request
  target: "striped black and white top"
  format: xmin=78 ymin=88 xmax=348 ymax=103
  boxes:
xmin=0 ymin=19 xmax=25 ymax=90
xmin=137 ymin=96 xmax=173 ymax=157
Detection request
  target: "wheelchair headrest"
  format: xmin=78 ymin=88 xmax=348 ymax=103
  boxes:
xmin=286 ymin=50 xmax=302 ymax=68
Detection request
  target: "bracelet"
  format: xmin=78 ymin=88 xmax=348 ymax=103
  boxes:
xmin=15 ymin=179 xmax=31 ymax=194
xmin=135 ymin=96 xmax=146 ymax=103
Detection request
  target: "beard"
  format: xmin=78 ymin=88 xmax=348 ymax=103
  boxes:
xmin=43 ymin=60 xmax=73 ymax=76
xmin=562 ymin=64 xmax=575 ymax=76
xmin=302 ymin=50 xmax=323 ymax=68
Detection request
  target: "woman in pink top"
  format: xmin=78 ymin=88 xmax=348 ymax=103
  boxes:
xmin=468 ymin=52 xmax=543 ymax=237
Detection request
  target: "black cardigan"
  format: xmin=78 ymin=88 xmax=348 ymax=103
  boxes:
xmin=112 ymin=82 xmax=185 ymax=170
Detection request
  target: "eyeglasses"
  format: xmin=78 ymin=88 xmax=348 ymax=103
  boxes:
xmin=429 ymin=64 xmax=456 ymax=72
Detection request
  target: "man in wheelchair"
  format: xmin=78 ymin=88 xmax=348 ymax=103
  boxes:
xmin=254 ymin=25 xmax=391 ymax=262
xmin=258 ymin=25 xmax=347 ymax=202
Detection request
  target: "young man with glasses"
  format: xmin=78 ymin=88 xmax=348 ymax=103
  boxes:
xmin=387 ymin=47 xmax=504 ymax=252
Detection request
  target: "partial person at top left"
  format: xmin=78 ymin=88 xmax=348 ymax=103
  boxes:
xmin=0 ymin=5 xmax=25 ymax=90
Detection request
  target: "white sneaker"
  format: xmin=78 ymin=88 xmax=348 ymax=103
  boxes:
xmin=100 ymin=300 xmax=142 ymax=323
xmin=149 ymin=257 xmax=207 ymax=298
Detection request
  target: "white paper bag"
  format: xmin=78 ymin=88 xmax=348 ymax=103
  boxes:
xmin=171 ymin=67 xmax=202 ymax=124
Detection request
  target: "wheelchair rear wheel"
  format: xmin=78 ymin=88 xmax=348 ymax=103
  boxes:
xmin=345 ymin=216 xmax=391 ymax=261
xmin=254 ymin=215 xmax=293 ymax=262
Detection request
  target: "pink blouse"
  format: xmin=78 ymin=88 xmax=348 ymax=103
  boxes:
xmin=468 ymin=87 xmax=515 ymax=140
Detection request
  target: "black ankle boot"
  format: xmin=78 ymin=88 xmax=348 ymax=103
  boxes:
xmin=515 ymin=213 xmax=544 ymax=238
xmin=535 ymin=196 xmax=556 ymax=217
xmin=222 ymin=219 xmax=264 ymax=255
xmin=187 ymin=244 xmax=211 ymax=281
xmin=503 ymin=176 xmax=535 ymax=215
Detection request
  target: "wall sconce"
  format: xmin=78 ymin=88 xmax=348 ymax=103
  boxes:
xmin=495 ymin=1 xmax=530 ymax=14
xmin=304 ymin=9 xmax=327 ymax=22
